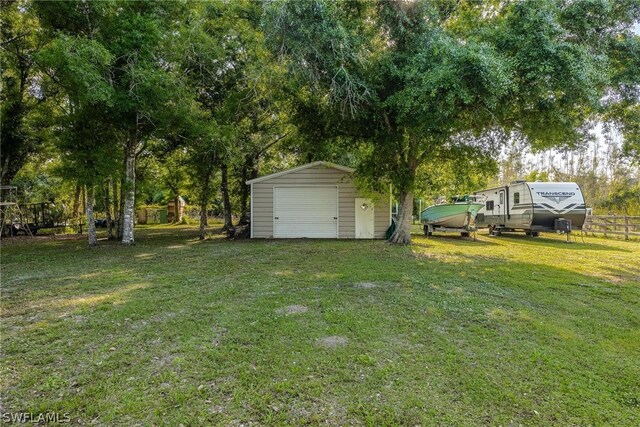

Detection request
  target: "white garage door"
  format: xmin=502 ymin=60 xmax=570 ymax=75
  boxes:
xmin=274 ymin=186 xmax=338 ymax=238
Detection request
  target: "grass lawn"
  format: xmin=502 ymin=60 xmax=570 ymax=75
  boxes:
xmin=1 ymin=225 xmax=639 ymax=425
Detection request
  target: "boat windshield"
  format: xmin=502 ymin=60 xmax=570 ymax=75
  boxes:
xmin=451 ymin=195 xmax=469 ymax=203
xmin=435 ymin=196 xmax=447 ymax=205
xmin=450 ymin=195 xmax=486 ymax=203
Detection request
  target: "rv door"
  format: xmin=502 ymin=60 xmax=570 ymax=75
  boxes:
xmin=498 ymin=189 xmax=506 ymax=225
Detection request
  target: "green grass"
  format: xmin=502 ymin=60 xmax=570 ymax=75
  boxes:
xmin=1 ymin=225 xmax=639 ymax=425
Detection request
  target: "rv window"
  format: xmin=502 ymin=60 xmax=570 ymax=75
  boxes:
xmin=514 ymin=192 xmax=520 ymax=204
xmin=486 ymin=200 xmax=494 ymax=210
xmin=499 ymin=193 xmax=504 ymax=204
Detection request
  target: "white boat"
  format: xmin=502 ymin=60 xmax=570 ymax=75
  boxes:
xmin=420 ymin=196 xmax=485 ymax=229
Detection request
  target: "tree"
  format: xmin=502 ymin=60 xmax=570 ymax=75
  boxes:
xmin=524 ymin=170 xmax=550 ymax=183
xmin=178 ymin=1 xmax=271 ymax=234
xmin=35 ymin=0 xmax=195 ymax=245
xmin=184 ymin=122 xmax=225 ymax=240
xmin=605 ymin=179 xmax=640 ymax=215
xmin=36 ymin=33 xmax=117 ymax=246
xmin=0 ymin=0 xmax=47 ymax=186
xmin=265 ymin=0 xmax=640 ymax=244
xmin=415 ymin=151 xmax=497 ymax=204
xmin=232 ymin=129 xmax=290 ymax=225
xmin=160 ymin=150 xmax=188 ymax=223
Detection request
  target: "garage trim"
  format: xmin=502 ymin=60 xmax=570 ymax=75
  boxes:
xmin=247 ymin=161 xmax=355 ymax=185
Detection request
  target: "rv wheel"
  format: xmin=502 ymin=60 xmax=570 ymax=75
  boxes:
xmin=531 ymin=231 xmax=540 ymax=237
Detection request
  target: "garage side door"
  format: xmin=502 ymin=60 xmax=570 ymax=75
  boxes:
xmin=274 ymin=186 xmax=338 ymax=238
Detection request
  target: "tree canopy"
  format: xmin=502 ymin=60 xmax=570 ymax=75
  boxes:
xmin=264 ymin=0 xmax=640 ymax=243
xmin=1 ymin=0 xmax=638 ymax=245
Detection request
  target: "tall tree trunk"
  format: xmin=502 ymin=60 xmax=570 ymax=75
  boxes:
xmin=237 ymin=182 xmax=250 ymax=226
xmin=1 ymin=154 xmax=12 ymax=186
xmin=104 ymin=179 xmax=113 ymax=239
xmin=86 ymin=187 xmax=97 ymax=247
xmin=121 ymin=137 xmax=137 ymax=245
xmin=388 ymin=190 xmax=414 ymax=245
xmin=117 ymin=175 xmax=125 ymax=239
xmin=111 ymin=178 xmax=119 ymax=238
xmin=198 ymin=166 xmax=213 ymax=240
xmin=220 ymin=163 xmax=232 ymax=231
xmin=388 ymin=158 xmax=418 ymax=245
xmin=81 ymin=185 xmax=87 ymax=218
xmin=237 ymin=157 xmax=257 ymax=226
xmin=199 ymin=199 xmax=208 ymax=240
xmin=72 ymin=184 xmax=81 ymax=224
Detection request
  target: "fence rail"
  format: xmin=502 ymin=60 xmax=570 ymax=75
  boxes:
xmin=581 ymin=215 xmax=640 ymax=240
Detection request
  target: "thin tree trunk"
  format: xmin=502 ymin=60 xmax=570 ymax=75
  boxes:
xmin=199 ymin=167 xmax=213 ymax=240
xmin=237 ymin=158 xmax=257 ymax=226
xmin=1 ymin=154 xmax=11 ymax=186
xmin=220 ymin=163 xmax=232 ymax=231
xmin=121 ymin=138 xmax=137 ymax=245
xmin=81 ymin=186 xmax=87 ymax=219
xmin=389 ymin=190 xmax=413 ymax=245
xmin=104 ymin=179 xmax=113 ymax=239
xmin=117 ymin=175 xmax=125 ymax=239
xmin=72 ymin=184 xmax=81 ymax=224
xmin=87 ymin=186 xmax=97 ymax=247
xmin=111 ymin=178 xmax=119 ymax=238
xmin=238 ymin=182 xmax=250 ymax=226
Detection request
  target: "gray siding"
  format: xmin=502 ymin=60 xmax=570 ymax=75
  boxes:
xmin=251 ymin=165 xmax=390 ymax=238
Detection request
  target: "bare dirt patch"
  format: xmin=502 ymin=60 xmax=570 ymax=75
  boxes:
xmin=354 ymin=282 xmax=378 ymax=289
xmin=317 ymin=336 xmax=349 ymax=348
xmin=276 ymin=305 xmax=309 ymax=315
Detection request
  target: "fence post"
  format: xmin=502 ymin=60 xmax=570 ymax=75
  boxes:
xmin=625 ymin=216 xmax=629 ymax=240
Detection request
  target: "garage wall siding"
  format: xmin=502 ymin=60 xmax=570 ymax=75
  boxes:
xmin=251 ymin=165 xmax=390 ymax=238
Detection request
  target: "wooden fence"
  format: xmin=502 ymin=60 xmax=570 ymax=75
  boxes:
xmin=581 ymin=215 xmax=640 ymax=240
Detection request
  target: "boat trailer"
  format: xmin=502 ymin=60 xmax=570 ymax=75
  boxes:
xmin=423 ymin=223 xmax=478 ymax=240
xmin=422 ymin=211 xmax=478 ymax=240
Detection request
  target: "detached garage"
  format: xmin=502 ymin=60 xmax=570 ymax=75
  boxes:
xmin=247 ymin=161 xmax=391 ymax=239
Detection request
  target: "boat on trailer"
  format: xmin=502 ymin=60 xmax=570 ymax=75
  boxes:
xmin=420 ymin=195 xmax=485 ymax=237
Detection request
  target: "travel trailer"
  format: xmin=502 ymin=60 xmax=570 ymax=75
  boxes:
xmin=474 ymin=181 xmax=587 ymax=236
